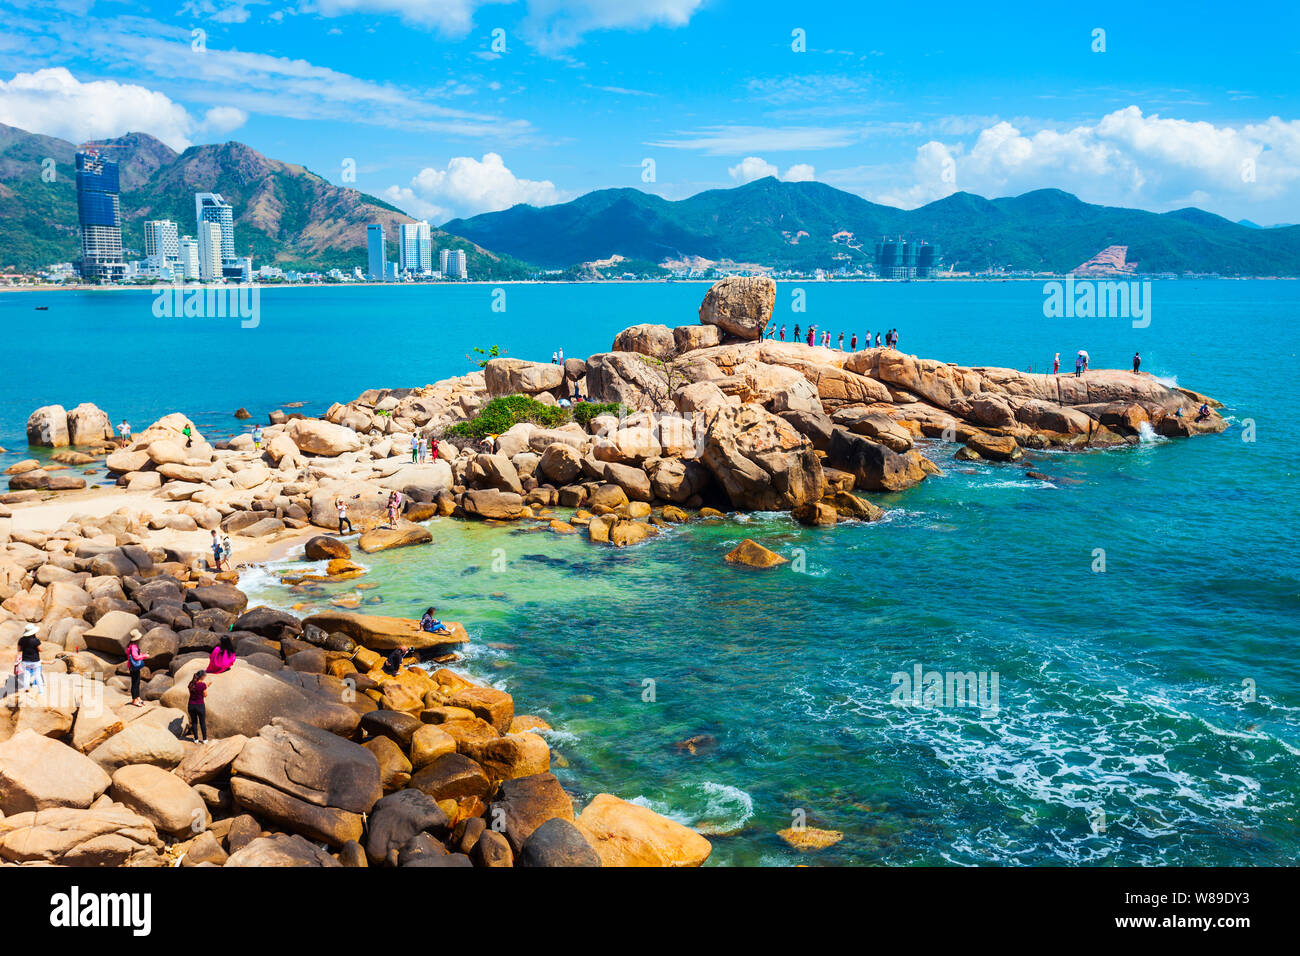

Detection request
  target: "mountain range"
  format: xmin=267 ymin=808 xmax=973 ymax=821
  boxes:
xmin=0 ymin=123 xmax=531 ymax=278
xmin=444 ymin=177 xmax=1300 ymax=276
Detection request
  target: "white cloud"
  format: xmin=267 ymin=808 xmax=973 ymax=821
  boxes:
xmin=300 ymin=0 xmax=702 ymax=49
xmin=386 ymin=153 xmax=565 ymax=222
xmin=864 ymin=107 xmax=1300 ymax=211
xmin=783 ymin=163 xmax=815 ymax=182
xmin=728 ymin=156 xmax=777 ymax=184
xmin=0 ymin=67 xmax=246 ymax=150
xmin=650 ymin=125 xmax=862 ymax=155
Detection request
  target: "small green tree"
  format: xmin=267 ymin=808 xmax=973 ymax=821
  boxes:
xmin=467 ymin=345 xmax=508 ymax=368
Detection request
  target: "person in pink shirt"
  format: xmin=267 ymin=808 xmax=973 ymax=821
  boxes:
xmin=207 ymin=634 xmax=237 ymax=674
xmin=126 ymin=630 xmax=146 ymax=707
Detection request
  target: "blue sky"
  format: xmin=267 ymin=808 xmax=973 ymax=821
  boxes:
xmin=2 ymin=0 xmax=1299 ymax=224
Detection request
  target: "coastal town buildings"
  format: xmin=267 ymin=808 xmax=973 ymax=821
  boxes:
xmin=399 ymin=220 xmax=433 ymax=274
xmin=143 ymin=220 xmax=179 ymax=265
xmin=367 ymin=223 xmax=387 ymax=280
xmin=195 ymin=193 xmax=236 ymax=265
xmin=196 ymin=221 xmax=223 ymax=281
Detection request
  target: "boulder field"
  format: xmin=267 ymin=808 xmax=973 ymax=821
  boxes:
xmin=12 ymin=277 xmax=1225 ymax=550
xmin=0 ymin=551 xmax=709 ymax=868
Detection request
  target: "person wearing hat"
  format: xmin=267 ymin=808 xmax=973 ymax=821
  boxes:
xmin=126 ymin=630 xmax=146 ymax=707
xmin=15 ymin=624 xmax=43 ymax=694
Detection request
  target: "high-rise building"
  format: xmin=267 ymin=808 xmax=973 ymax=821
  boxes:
xmin=178 ymin=237 xmax=200 ymax=280
xmin=367 ymin=224 xmax=387 ymax=280
xmin=197 ymin=221 xmax=223 ymax=281
xmin=75 ymin=151 xmax=124 ymax=281
xmin=195 ymin=193 xmax=235 ymax=264
xmin=144 ymin=220 xmax=179 ymax=264
xmin=440 ymin=248 xmax=467 ymax=279
xmin=399 ymin=221 xmax=433 ymax=274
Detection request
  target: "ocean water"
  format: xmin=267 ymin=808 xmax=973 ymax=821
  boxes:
xmin=3 ymin=280 xmax=1298 ymax=865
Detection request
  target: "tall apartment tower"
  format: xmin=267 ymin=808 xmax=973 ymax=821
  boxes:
xmin=399 ymin=221 xmax=433 ymax=274
xmin=144 ymin=220 xmax=180 ymax=264
xmin=197 ymin=221 xmax=223 ymax=281
xmin=440 ymin=248 xmax=467 ymax=279
xmin=75 ymin=151 xmax=124 ymax=281
xmin=367 ymin=224 xmax=387 ymax=280
xmin=177 ymin=237 xmax=201 ymax=280
xmin=195 ymin=193 xmax=235 ymax=263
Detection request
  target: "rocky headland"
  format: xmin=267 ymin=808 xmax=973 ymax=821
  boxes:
xmin=0 ymin=277 xmax=1226 ymax=867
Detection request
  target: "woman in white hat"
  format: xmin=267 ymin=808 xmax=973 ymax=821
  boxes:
xmin=126 ymin=630 xmax=146 ymax=707
xmin=15 ymin=624 xmax=43 ymax=694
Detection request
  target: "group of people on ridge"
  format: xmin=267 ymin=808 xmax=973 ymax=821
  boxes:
xmin=763 ymin=325 xmax=900 ymax=352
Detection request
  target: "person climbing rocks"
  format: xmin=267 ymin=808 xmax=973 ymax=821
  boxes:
xmin=126 ymin=630 xmax=146 ymax=707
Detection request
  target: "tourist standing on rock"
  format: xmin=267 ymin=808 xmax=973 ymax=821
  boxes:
xmin=117 ymin=419 xmax=131 ymax=448
xmin=558 ymin=348 xmax=564 ymax=364
xmin=221 ymin=534 xmax=232 ymax=570
xmin=875 ymin=331 xmax=882 ymax=347
xmin=336 ymin=496 xmax=354 ymax=535
xmin=208 ymin=635 xmax=237 ymax=675
xmin=187 ymin=670 xmax=209 ymax=743
xmin=15 ymin=624 xmax=43 ymax=694
xmin=126 ymin=631 xmax=146 ymax=707
xmin=1133 ymin=352 xmax=1141 ymax=373
xmin=1075 ymin=352 xmax=1083 ymax=376
xmin=430 ymin=436 xmax=440 ymax=461
xmin=793 ymin=323 xmax=800 ymax=342
xmin=210 ymin=530 xmax=225 ymax=571
xmin=850 ymin=333 xmax=858 ymax=351
xmin=252 ymin=426 xmax=263 ymax=451
xmin=1053 ymin=353 xmax=1060 ymax=374
xmin=837 ymin=332 xmax=845 ymax=350
xmin=410 ymin=433 xmax=420 ymax=464
xmin=387 ymin=489 xmax=402 ymax=527
xmin=780 ymin=324 xmax=786 ymax=341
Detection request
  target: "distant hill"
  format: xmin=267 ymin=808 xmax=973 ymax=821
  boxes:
xmin=0 ymin=123 xmax=532 ymax=278
xmin=443 ymin=177 xmax=1300 ymax=276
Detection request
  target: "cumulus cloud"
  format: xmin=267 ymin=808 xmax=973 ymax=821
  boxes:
xmin=385 ymin=152 xmax=565 ymax=222
xmin=727 ymin=157 xmax=817 ymax=185
xmin=871 ymin=107 xmax=1300 ymax=210
xmin=0 ymin=68 xmax=246 ymax=150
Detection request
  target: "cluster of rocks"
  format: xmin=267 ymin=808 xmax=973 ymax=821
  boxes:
xmin=0 ymin=548 xmax=711 ymax=867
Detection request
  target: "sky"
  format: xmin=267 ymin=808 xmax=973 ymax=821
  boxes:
xmin=1 ymin=0 xmax=1299 ymax=226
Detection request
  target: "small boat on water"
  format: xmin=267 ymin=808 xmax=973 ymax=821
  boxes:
xmin=34 ymin=305 xmax=48 ymax=310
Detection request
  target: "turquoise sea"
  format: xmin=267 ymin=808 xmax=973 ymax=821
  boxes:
xmin=2 ymin=280 xmax=1297 ymax=865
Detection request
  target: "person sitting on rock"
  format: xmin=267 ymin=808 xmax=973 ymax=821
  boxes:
xmin=420 ymin=607 xmax=451 ymax=635
xmin=182 ymin=422 xmax=193 ymax=447
xmin=1195 ymin=403 xmax=1211 ymax=422
xmin=383 ymin=645 xmax=411 ymax=676
xmin=207 ymin=634 xmax=237 ymax=675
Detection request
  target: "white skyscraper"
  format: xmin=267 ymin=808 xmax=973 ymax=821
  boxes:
xmin=144 ymin=220 xmax=179 ymax=264
xmin=440 ymin=248 xmax=467 ymax=279
xmin=197 ymin=221 xmax=223 ymax=281
xmin=399 ymin=221 xmax=433 ymax=274
xmin=195 ymin=193 xmax=235 ymax=263
xmin=178 ymin=237 xmax=200 ymax=280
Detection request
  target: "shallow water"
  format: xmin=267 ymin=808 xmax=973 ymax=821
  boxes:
xmin=5 ymin=280 xmax=1298 ymax=865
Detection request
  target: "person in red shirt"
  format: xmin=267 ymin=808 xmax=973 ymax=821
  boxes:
xmin=187 ymin=671 xmax=209 ymax=743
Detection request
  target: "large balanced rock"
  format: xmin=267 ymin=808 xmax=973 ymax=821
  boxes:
xmin=484 ymin=358 xmax=565 ymax=397
xmin=700 ymin=404 xmax=825 ymax=510
xmin=161 ymin=660 xmax=359 ymax=738
xmin=576 ymin=793 xmax=712 ymax=866
xmin=67 ymin=402 xmax=113 ymax=445
xmin=287 ymin=419 xmax=362 ymax=456
xmin=231 ymin=717 xmax=382 ymax=847
xmin=584 ymin=352 xmax=676 ymax=411
xmin=0 ymin=731 xmax=111 ymax=813
xmin=0 ymin=805 xmax=163 ymax=866
xmin=698 ymin=276 xmax=776 ymax=341
xmin=26 ymin=405 xmax=69 ymax=447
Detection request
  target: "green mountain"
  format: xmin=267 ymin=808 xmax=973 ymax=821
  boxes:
xmin=442 ymin=177 xmax=1300 ymax=276
xmin=0 ymin=123 xmax=532 ymax=278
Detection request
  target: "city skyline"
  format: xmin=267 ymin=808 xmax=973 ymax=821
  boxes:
xmin=3 ymin=0 xmax=1298 ymax=228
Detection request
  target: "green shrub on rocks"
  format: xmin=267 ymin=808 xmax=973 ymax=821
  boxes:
xmin=445 ymin=395 xmax=569 ymax=440
xmin=573 ymin=402 xmax=627 ymax=429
